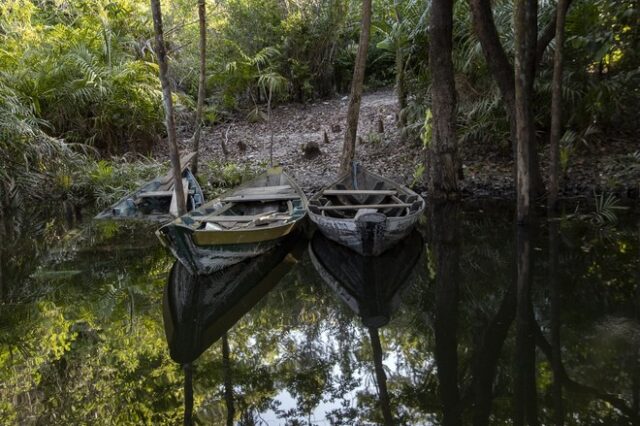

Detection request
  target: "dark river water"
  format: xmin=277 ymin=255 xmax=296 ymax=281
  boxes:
xmin=1 ymin=202 xmax=639 ymax=425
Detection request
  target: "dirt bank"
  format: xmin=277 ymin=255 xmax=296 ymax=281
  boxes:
xmin=161 ymin=88 xmax=640 ymax=201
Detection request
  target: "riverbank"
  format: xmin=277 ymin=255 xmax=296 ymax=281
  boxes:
xmin=155 ymin=88 xmax=639 ymax=201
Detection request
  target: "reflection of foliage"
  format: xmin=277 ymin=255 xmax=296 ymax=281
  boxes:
xmin=1 ymin=205 xmax=638 ymax=424
xmin=0 ymin=215 xmax=178 ymax=424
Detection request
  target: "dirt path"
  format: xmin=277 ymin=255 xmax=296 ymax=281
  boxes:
xmin=164 ymin=88 xmax=639 ymax=201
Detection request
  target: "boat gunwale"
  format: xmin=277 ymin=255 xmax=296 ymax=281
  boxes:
xmin=170 ymin=168 xmax=308 ymax=231
xmin=95 ymin=167 xmax=204 ymax=221
xmin=158 ymin=168 xmax=308 ymax=248
xmin=308 ymin=168 xmax=425 ymax=223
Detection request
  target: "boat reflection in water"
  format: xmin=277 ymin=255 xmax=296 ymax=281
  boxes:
xmin=309 ymin=230 xmax=424 ymax=425
xmin=162 ymin=233 xmax=303 ymax=424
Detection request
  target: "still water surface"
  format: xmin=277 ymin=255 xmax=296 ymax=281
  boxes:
xmin=1 ymin=203 xmax=638 ymax=425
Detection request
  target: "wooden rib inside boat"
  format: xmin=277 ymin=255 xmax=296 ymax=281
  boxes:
xmin=308 ymin=165 xmax=425 ymax=256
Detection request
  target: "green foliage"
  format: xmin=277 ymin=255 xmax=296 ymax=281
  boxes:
xmin=200 ymin=160 xmax=261 ymax=198
xmin=420 ymin=109 xmax=433 ymax=148
xmin=412 ymin=163 xmax=426 ymax=187
xmin=590 ymin=191 xmax=628 ymax=224
xmin=0 ymin=0 xmax=166 ymax=153
xmin=82 ymin=156 xmax=165 ymax=207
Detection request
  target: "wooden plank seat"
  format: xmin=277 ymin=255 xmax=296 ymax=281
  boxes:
xmin=221 ymin=193 xmax=301 ymax=202
xmin=323 ymin=189 xmax=397 ymax=196
xmin=139 ymin=190 xmax=175 ymax=197
xmin=139 ymin=189 xmax=195 ymax=198
xmin=199 ymin=214 xmax=292 ymax=222
xmin=234 ymin=185 xmax=293 ymax=195
xmin=315 ymin=203 xmax=412 ymax=211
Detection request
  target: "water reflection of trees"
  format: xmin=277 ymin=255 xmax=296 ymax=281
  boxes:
xmin=2 ymin=205 xmax=639 ymax=424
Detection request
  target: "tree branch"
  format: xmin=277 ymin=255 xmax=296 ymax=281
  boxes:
xmin=468 ymin=0 xmax=516 ymax=106
xmin=534 ymin=324 xmax=637 ymax=420
xmin=536 ymin=0 xmax=574 ymax=65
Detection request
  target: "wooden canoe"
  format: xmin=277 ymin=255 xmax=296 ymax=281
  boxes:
xmin=308 ymin=165 xmax=425 ymax=256
xmin=309 ymin=231 xmax=423 ymax=328
xmin=95 ymin=152 xmax=204 ymax=221
xmin=156 ymin=167 xmax=308 ymax=275
xmin=163 ymin=233 xmax=303 ymax=364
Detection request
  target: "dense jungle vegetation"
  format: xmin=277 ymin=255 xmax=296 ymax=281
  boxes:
xmin=0 ymin=0 xmax=638 ymax=210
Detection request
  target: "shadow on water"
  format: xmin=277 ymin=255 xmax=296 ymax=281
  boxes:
xmin=2 ymin=202 xmax=640 ymax=424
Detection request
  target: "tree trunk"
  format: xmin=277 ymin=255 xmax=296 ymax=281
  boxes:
xmin=150 ymin=0 xmax=186 ymax=216
xmin=192 ymin=0 xmax=207 ymax=176
xmin=548 ymin=0 xmax=570 ymax=211
xmin=368 ymin=327 xmax=394 ymax=426
xmin=514 ymin=0 xmax=538 ymax=223
xmin=428 ymin=0 xmax=459 ymax=197
xmin=339 ymin=0 xmax=372 ymax=174
xmin=222 ymin=333 xmax=235 ymax=426
xmin=394 ymin=0 xmax=407 ymax=131
xmin=469 ymin=0 xmax=545 ymax=200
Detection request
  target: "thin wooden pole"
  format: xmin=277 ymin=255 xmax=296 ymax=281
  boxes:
xmin=192 ymin=0 xmax=207 ymax=176
xmin=548 ymin=0 xmax=570 ymax=211
xmin=150 ymin=0 xmax=187 ymax=216
xmin=339 ymin=0 xmax=372 ymax=174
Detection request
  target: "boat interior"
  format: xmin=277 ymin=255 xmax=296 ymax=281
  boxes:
xmin=308 ymin=168 xmax=422 ymax=219
xmin=189 ymin=177 xmax=305 ymax=231
xmin=135 ymin=173 xmax=200 ymax=215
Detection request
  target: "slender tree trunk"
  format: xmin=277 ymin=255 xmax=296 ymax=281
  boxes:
xmin=428 ymin=0 xmax=459 ymax=197
xmin=150 ymin=0 xmax=186 ymax=216
xmin=368 ymin=327 xmax=394 ymax=426
xmin=268 ymin=85 xmax=274 ymax=166
xmin=222 ymin=333 xmax=235 ymax=426
xmin=514 ymin=0 xmax=538 ymax=223
xmin=469 ymin=0 xmax=545 ymax=199
xmin=548 ymin=0 xmax=570 ymax=211
xmin=192 ymin=0 xmax=207 ymax=176
xmin=469 ymin=0 xmax=518 ymax=161
xmin=339 ymin=0 xmax=372 ymax=174
xmin=393 ymin=0 xmax=407 ymax=132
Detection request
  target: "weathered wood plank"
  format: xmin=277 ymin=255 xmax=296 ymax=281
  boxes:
xmin=200 ymin=214 xmax=291 ymax=222
xmin=222 ymin=194 xmax=301 ymax=202
xmin=159 ymin=152 xmax=197 ymax=185
xmin=316 ymin=203 xmax=411 ymax=211
xmin=139 ymin=190 xmax=174 ymax=197
xmin=170 ymin=178 xmax=189 ymax=216
xmin=235 ymin=185 xmax=292 ymax=195
xmin=323 ymin=189 xmax=397 ymax=195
